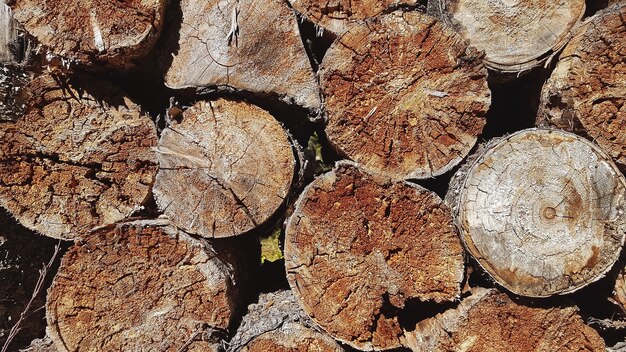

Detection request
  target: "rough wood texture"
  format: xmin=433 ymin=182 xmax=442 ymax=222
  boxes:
xmin=321 ymin=11 xmax=489 ymax=180
xmin=285 ymin=162 xmax=465 ymax=351
xmin=153 ymin=99 xmax=296 ymax=238
xmin=0 ymin=211 xmax=58 ymax=350
xmin=0 ymin=72 xmax=158 ymax=240
xmin=448 ymin=129 xmax=626 ymax=297
xmin=0 ymin=4 xmax=18 ymax=64
xmin=537 ymin=3 xmax=626 ymax=170
xmin=612 ymin=264 xmax=626 ymax=316
xmin=46 ymin=219 xmax=245 ymax=352
xmin=163 ymin=0 xmax=321 ymax=111
xmin=405 ymin=288 xmax=605 ymax=352
xmin=428 ymin=0 xmax=586 ymax=73
xmin=288 ymin=0 xmax=420 ymax=36
xmin=228 ymin=290 xmax=344 ymax=352
xmin=9 ymin=0 xmax=166 ymax=65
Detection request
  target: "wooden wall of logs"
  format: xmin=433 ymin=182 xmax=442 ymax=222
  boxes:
xmin=1 ymin=0 xmax=625 ymax=351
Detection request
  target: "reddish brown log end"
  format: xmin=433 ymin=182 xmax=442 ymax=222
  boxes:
xmin=10 ymin=0 xmax=165 ymax=65
xmin=407 ymin=288 xmax=605 ymax=351
xmin=538 ymin=3 xmax=626 ymax=170
xmin=153 ymin=99 xmax=295 ymax=238
xmin=285 ymin=162 xmax=465 ymax=350
xmin=0 ymin=73 xmax=157 ymax=240
xmin=46 ymin=219 xmax=240 ymax=352
xmin=321 ymin=11 xmax=489 ymax=180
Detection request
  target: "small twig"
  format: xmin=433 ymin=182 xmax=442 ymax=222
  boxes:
xmin=1 ymin=242 xmax=61 ymax=352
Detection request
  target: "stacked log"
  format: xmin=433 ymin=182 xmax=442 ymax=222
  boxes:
xmin=284 ymin=162 xmax=465 ymax=350
xmin=428 ymin=0 xmax=586 ymax=73
xmin=228 ymin=290 xmax=343 ymax=352
xmin=45 ymin=219 xmax=253 ymax=352
xmin=446 ymin=129 xmax=626 ymax=297
xmin=320 ymin=10 xmax=490 ymax=180
xmin=538 ymin=3 xmax=626 ymax=170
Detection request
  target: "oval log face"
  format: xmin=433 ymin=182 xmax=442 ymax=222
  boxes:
xmin=456 ymin=129 xmax=626 ymax=297
xmin=153 ymin=99 xmax=296 ymax=238
xmin=10 ymin=0 xmax=166 ymax=64
xmin=321 ymin=11 xmax=489 ymax=180
xmin=443 ymin=0 xmax=585 ymax=72
xmin=285 ymin=162 xmax=464 ymax=351
xmin=539 ymin=3 xmax=626 ymax=170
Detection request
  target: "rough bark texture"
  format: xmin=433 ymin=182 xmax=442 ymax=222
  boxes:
xmin=0 ymin=211 xmax=58 ymax=350
xmin=405 ymin=288 xmax=606 ymax=352
xmin=448 ymin=128 xmax=626 ymax=297
xmin=537 ymin=3 xmax=626 ymax=170
xmin=163 ymin=0 xmax=321 ymax=112
xmin=285 ymin=161 xmax=465 ymax=351
xmin=288 ymin=0 xmax=421 ymax=36
xmin=228 ymin=290 xmax=344 ymax=352
xmin=0 ymin=4 xmax=30 ymax=122
xmin=46 ymin=219 xmax=246 ymax=352
xmin=613 ymin=264 xmax=626 ymax=315
xmin=20 ymin=337 xmax=56 ymax=352
xmin=9 ymin=0 xmax=166 ymax=66
xmin=0 ymin=4 xmax=18 ymax=64
xmin=321 ymin=11 xmax=489 ymax=180
xmin=428 ymin=0 xmax=586 ymax=73
xmin=153 ymin=99 xmax=296 ymax=238
xmin=0 ymin=72 xmax=158 ymax=240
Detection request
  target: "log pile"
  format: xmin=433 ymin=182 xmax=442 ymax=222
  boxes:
xmin=0 ymin=1 xmax=625 ymax=352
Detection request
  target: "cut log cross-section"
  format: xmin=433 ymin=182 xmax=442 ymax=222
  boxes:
xmin=228 ymin=290 xmax=344 ymax=352
xmin=428 ymin=0 xmax=586 ymax=73
xmin=538 ymin=3 xmax=626 ymax=170
xmin=405 ymin=288 xmax=606 ymax=352
xmin=163 ymin=0 xmax=321 ymax=111
xmin=0 ymin=72 xmax=158 ymax=240
xmin=46 ymin=219 xmax=248 ymax=352
xmin=448 ymin=128 xmax=626 ymax=297
xmin=153 ymin=99 xmax=296 ymax=238
xmin=321 ymin=11 xmax=490 ymax=180
xmin=288 ymin=0 xmax=421 ymax=36
xmin=285 ymin=162 xmax=465 ymax=351
xmin=10 ymin=0 xmax=166 ymax=65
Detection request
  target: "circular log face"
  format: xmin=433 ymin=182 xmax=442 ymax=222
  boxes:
xmin=442 ymin=0 xmax=585 ymax=72
xmin=241 ymin=326 xmax=344 ymax=352
xmin=0 ymin=73 xmax=158 ymax=240
xmin=539 ymin=4 xmax=626 ymax=170
xmin=46 ymin=220 xmax=237 ymax=352
xmin=285 ymin=162 xmax=464 ymax=351
xmin=153 ymin=99 xmax=295 ymax=238
xmin=288 ymin=0 xmax=420 ymax=35
xmin=321 ymin=11 xmax=489 ymax=180
xmin=456 ymin=129 xmax=626 ymax=297
xmin=10 ymin=0 xmax=165 ymax=63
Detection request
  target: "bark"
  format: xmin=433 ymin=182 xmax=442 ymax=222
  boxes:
xmin=320 ymin=10 xmax=489 ymax=181
xmin=428 ymin=0 xmax=586 ymax=73
xmin=228 ymin=290 xmax=343 ymax=352
xmin=162 ymin=0 xmax=321 ymax=112
xmin=287 ymin=0 xmax=421 ymax=36
xmin=19 ymin=337 xmax=56 ymax=352
xmin=0 ymin=211 xmax=58 ymax=350
xmin=153 ymin=99 xmax=297 ymax=238
xmin=46 ymin=219 xmax=250 ymax=352
xmin=404 ymin=288 xmax=605 ymax=352
xmin=284 ymin=161 xmax=465 ymax=351
xmin=537 ymin=3 xmax=626 ymax=170
xmin=0 ymin=4 xmax=18 ymax=64
xmin=447 ymin=128 xmax=626 ymax=297
xmin=9 ymin=0 xmax=166 ymax=66
xmin=0 ymin=72 xmax=158 ymax=240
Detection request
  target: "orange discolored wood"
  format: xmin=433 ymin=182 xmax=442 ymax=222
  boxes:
xmin=321 ymin=11 xmax=489 ymax=180
xmin=46 ymin=219 xmax=245 ymax=352
xmin=0 ymin=72 xmax=158 ymax=240
xmin=285 ymin=162 xmax=465 ymax=351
